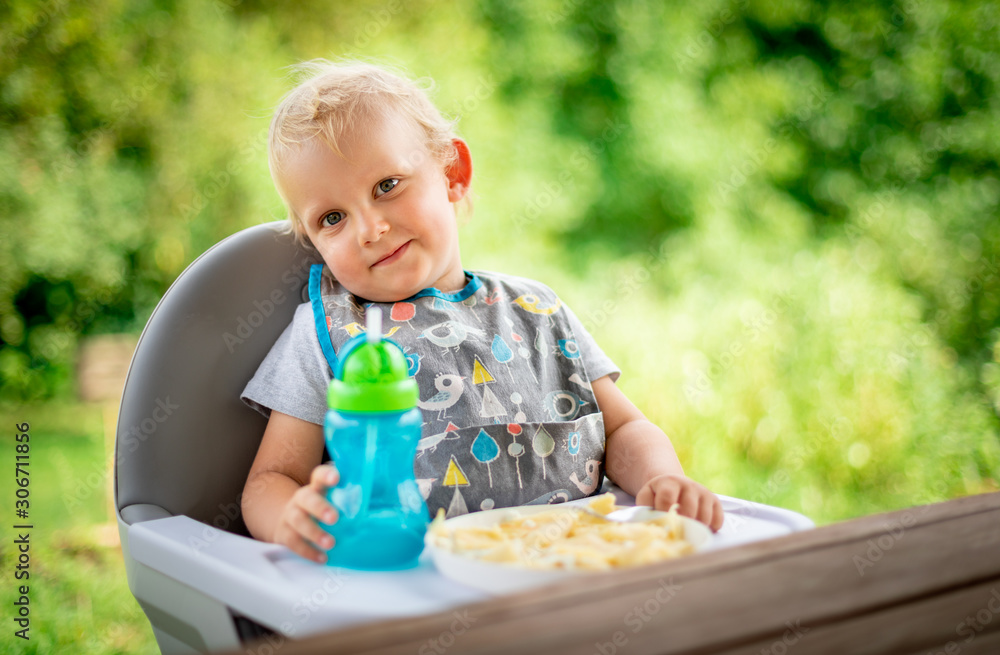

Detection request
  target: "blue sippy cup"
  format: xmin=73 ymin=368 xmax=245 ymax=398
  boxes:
xmin=322 ymin=307 xmax=428 ymax=570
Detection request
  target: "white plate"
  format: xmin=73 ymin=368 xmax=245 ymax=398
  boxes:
xmin=425 ymin=504 xmax=711 ymax=595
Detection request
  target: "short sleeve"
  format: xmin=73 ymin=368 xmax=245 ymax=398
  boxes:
xmin=241 ymin=302 xmax=332 ymax=426
xmin=562 ymin=301 xmax=621 ymax=383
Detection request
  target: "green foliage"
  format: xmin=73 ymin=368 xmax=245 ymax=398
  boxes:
xmin=0 ymin=0 xmax=287 ymax=400
xmin=466 ymin=0 xmax=1000 ymax=515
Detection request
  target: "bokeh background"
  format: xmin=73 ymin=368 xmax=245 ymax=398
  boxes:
xmin=2 ymin=0 xmax=999 ymax=652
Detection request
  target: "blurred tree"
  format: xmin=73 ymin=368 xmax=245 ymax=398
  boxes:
xmin=474 ymin=0 xmax=999 ymax=423
xmin=0 ymin=0 xmax=286 ymax=399
xmin=478 ymin=0 xmax=696 ymax=258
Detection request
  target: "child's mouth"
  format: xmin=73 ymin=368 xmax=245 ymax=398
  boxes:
xmin=372 ymin=241 xmax=410 ymax=267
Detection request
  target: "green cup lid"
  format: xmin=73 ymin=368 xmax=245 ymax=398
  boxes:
xmin=328 ymin=308 xmax=418 ymax=412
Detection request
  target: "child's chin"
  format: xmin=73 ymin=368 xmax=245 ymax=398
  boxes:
xmin=354 ymin=285 xmax=416 ymax=303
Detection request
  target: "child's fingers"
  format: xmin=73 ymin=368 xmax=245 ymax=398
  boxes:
xmin=295 ymin=486 xmax=339 ymax=525
xmin=287 ymin=504 xmax=336 ymax=552
xmin=653 ymin=484 xmax=681 ymax=512
xmin=639 ymin=476 xmax=725 ymax=532
xmin=282 ymin=528 xmax=329 ymax=564
xmin=635 ymin=484 xmax=654 ymax=508
xmin=635 ymin=485 xmax=652 ymax=508
xmin=301 ymin=466 xmax=339 ymax=525
xmin=309 ymin=464 xmax=339 ymax=490
xmin=673 ymin=485 xmax=700 ymax=520
xmin=694 ymin=494 xmax=717 ymax=531
xmin=637 ymin=475 xmax=678 ymax=508
xmin=684 ymin=490 xmax=724 ymax=532
xmin=709 ymin=496 xmax=725 ymax=532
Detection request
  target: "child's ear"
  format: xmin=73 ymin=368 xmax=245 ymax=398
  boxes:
xmin=445 ymin=138 xmax=473 ymax=202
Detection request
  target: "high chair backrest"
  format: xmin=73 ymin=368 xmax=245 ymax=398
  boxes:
xmin=115 ymin=221 xmax=320 ymax=535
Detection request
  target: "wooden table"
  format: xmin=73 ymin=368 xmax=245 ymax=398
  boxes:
xmin=231 ymin=492 xmax=1000 ymax=655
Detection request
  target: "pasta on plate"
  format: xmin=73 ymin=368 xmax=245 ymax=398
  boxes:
xmin=426 ymin=493 xmax=697 ymax=571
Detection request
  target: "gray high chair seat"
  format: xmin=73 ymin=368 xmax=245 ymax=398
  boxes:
xmin=115 ymin=221 xmax=319 ymax=652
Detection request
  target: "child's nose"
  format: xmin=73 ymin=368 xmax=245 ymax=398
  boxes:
xmin=358 ymin=213 xmax=390 ymax=244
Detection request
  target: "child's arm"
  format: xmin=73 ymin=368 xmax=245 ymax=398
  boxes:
xmin=594 ymin=376 xmax=724 ymax=531
xmin=242 ymin=410 xmax=339 ymax=563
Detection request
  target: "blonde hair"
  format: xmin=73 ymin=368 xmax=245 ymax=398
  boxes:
xmin=268 ymin=60 xmax=464 ymax=241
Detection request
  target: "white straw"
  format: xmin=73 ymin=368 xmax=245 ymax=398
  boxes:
xmin=365 ymin=307 xmax=383 ymax=344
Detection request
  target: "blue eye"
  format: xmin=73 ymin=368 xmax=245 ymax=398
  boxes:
xmin=321 ymin=211 xmax=344 ymax=227
xmin=375 ymin=178 xmax=399 ymax=197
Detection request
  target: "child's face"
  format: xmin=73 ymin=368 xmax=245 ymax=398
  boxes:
xmin=277 ymin=117 xmax=470 ymax=302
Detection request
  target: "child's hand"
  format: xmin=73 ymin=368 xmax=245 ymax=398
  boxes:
xmin=274 ymin=464 xmax=340 ymax=563
xmin=635 ymin=474 xmax=725 ymax=532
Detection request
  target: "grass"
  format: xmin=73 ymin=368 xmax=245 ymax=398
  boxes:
xmin=0 ymin=402 xmax=158 ymax=655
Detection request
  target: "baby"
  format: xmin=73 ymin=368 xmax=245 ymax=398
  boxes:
xmin=241 ymin=60 xmax=723 ymax=564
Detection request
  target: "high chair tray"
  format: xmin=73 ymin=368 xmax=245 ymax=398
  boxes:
xmin=126 ymin=491 xmax=813 ymax=639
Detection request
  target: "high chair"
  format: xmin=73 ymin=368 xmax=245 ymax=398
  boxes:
xmin=115 ymin=221 xmax=320 ymax=652
xmin=115 ymin=221 xmax=814 ymax=654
